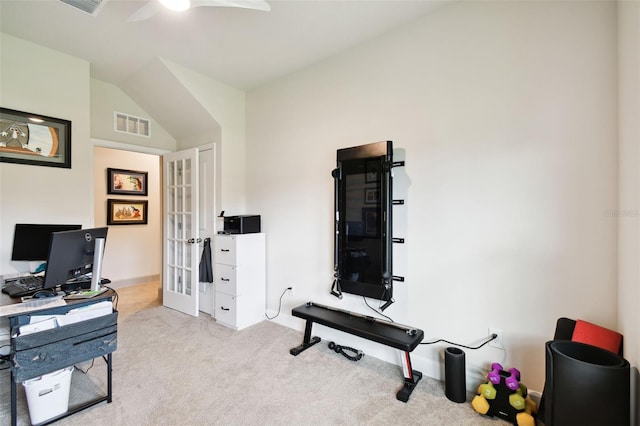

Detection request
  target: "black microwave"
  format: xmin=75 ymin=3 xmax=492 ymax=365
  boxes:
xmin=223 ymin=215 xmax=261 ymax=234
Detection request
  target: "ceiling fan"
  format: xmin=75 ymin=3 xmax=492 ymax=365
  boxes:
xmin=128 ymin=0 xmax=271 ymax=22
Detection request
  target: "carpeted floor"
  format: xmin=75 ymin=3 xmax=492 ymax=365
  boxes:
xmin=1 ymin=306 xmax=503 ymax=425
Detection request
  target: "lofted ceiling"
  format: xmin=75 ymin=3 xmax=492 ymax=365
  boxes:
xmin=0 ymin=0 xmax=448 ymax=139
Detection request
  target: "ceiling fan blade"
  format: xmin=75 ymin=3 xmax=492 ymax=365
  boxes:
xmin=191 ymin=0 xmax=271 ymax=12
xmin=128 ymin=1 xmax=163 ymax=22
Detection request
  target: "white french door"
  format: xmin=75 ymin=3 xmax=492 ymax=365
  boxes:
xmin=163 ymin=148 xmax=199 ymax=316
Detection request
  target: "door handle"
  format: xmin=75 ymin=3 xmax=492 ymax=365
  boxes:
xmin=221 ymin=278 xmax=230 ymax=282
xmin=220 ymin=306 xmax=230 ymax=311
xmin=187 ymin=238 xmax=203 ymax=244
xmin=220 ymin=249 xmax=230 ymax=252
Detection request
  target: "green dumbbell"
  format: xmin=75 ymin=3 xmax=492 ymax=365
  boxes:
xmin=509 ymin=392 xmax=526 ymax=410
xmin=478 ymin=382 xmax=497 ymax=400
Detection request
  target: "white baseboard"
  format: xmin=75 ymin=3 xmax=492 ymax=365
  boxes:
xmin=108 ymin=275 xmax=160 ymax=288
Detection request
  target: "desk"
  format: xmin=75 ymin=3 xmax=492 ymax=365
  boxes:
xmin=1 ymin=290 xmax=117 ymax=426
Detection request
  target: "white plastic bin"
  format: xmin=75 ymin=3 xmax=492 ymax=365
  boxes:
xmin=22 ymin=366 xmax=73 ymax=424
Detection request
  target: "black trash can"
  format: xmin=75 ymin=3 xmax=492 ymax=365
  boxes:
xmin=544 ymin=340 xmax=630 ymax=426
xmin=444 ymin=347 xmax=466 ymax=403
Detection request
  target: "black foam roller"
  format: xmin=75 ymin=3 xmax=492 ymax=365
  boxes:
xmin=445 ymin=347 xmax=466 ymax=403
xmin=545 ymin=341 xmax=629 ymax=426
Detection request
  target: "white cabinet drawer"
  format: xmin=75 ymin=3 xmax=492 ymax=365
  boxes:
xmin=215 ymin=292 xmax=237 ymax=328
xmin=214 ymin=234 xmax=265 ymax=266
xmin=214 ymin=236 xmax=237 ymax=265
xmin=215 ymin=264 xmax=237 ymax=296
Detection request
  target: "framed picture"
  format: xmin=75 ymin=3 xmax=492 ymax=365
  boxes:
xmin=362 ymin=207 xmax=380 ymax=237
xmin=0 ymin=107 xmax=71 ymax=168
xmin=365 ymin=159 xmax=380 ymax=183
xmin=107 ymin=168 xmax=148 ymax=196
xmin=365 ymin=188 xmax=379 ymax=204
xmin=107 ymin=199 xmax=148 ymax=225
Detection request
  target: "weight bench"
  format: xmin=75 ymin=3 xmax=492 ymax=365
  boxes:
xmin=290 ymin=302 xmax=424 ymax=402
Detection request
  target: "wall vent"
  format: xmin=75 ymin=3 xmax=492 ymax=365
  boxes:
xmin=114 ymin=112 xmax=151 ymax=138
xmin=59 ymin=0 xmax=106 ymax=15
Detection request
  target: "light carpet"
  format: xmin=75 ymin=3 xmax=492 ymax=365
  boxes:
xmin=1 ymin=306 xmax=503 ymax=425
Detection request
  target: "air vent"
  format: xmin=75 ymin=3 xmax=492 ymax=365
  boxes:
xmin=59 ymin=0 xmax=105 ymax=16
xmin=114 ymin=112 xmax=151 ymax=138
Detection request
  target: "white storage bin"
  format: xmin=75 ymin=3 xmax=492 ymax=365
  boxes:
xmin=23 ymin=366 xmax=73 ymax=424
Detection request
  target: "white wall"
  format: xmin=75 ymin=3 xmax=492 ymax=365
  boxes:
xmin=91 ymin=79 xmax=177 ymax=151
xmin=618 ymin=1 xmax=640 ymax=422
xmin=0 ymin=33 xmax=92 ymax=274
xmin=163 ymin=59 xmax=247 ymax=217
xmin=247 ymin=1 xmax=619 ymax=393
xmin=93 ymin=146 xmax=162 ymax=284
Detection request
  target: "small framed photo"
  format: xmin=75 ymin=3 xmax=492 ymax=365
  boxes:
xmin=107 ymin=168 xmax=148 ymax=196
xmin=365 ymin=188 xmax=379 ymax=204
xmin=0 ymin=107 xmax=71 ymax=168
xmin=362 ymin=207 xmax=380 ymax=237
xmin=365 ymin=159 xmax=380 ymax=183
xmin=107 ymin=199 xmax=148 ymax=225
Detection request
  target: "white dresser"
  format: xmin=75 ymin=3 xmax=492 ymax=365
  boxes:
xmin=213 ymin=233 xmax=266 ymax=330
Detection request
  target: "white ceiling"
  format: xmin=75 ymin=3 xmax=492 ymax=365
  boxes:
xmin=0 ymin=0 xmax=447 ymax=138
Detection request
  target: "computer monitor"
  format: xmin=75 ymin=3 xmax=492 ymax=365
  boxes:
xmin=11 ymin=223 xmax=82 ymax=261
xmin=42 ymin=227 xmax=108 ymax=291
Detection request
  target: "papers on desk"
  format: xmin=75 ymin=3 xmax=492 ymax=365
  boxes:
xmin=0 ymin=296 xmax=66 ymax=317
xmin=17 ymin=317 xmax=58 ymax=336
xmin=20 ymin=300 xmax=113 ymax=336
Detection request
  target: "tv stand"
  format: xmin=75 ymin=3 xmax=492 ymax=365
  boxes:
xmin=290 ymin=302 xmax=424 ymax=402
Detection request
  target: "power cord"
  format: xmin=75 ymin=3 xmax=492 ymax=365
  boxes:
xmin=265 ymin=287 xmax=291 ymax=320
xmin=420 ymin=333 xmax=498 ymax=350
xmin=103 ymin=285 xmax=118 ymax=310
xmin=0 ymin=344 xmax=10 ymax=370
xmin=362 ymin=296 xmax=394 ymax=322
xmin=75 ymin=359 xmax=95 ymax=374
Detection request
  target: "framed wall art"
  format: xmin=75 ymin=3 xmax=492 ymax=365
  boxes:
xmin=365 ymin=187 xmax=379 ymax=204
xmin=107 ymin=199 xmax=148 ymax=225
xmin=0 ymin=107 xmax=71 ymax=168
xmin=107 ymin=167 xmax=148 ymax=196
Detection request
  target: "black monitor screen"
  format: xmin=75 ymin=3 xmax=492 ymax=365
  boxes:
xmin=42 ymin=227 xmax=108 ymax=290
xmin=11 ymin=223 xmax=82 ymax=261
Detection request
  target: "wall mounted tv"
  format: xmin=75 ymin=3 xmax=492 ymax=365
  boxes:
xmin=331 ymin=141 xmax=395 ymax=308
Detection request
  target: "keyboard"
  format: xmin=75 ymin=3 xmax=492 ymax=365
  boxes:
xmin=2 ymin=276 xmax=45 ymax=297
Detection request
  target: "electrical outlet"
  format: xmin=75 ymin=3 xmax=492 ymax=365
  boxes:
xmin=489 ymin=328 xmax=503 ymax=349
xmin=287 ymin=286 xmax=294 ymax=297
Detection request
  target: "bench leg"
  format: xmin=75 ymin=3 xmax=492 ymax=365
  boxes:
xmin=396 ymin=351 xmax=422 ymax=402
xmin=290 ymin=320 xmax=321 ymax=356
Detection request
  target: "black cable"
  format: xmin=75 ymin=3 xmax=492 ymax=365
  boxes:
xmin=0 ymin=344 xmax=11 ymax=370
xmin=75 ymin=359 xmax=95 ymax=374
xmin=420 ymin=334 xmax=498 ymax=350
xmin=103 ymin=285 xmax=118 ymax=310
xmin=265 ymin=287 xmax=291 ymax=320
xmin=362 ymin=296 xmax=394 ymax=322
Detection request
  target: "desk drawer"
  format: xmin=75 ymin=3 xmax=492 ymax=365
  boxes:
xmin=11 ymin=311 xmax=118 ymax=382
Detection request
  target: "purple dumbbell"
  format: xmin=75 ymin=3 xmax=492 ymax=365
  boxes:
xmin=505 ymin=367 xmax=520 ymax=390
xmin=487 ymin=363 xmax=503 ymax=385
